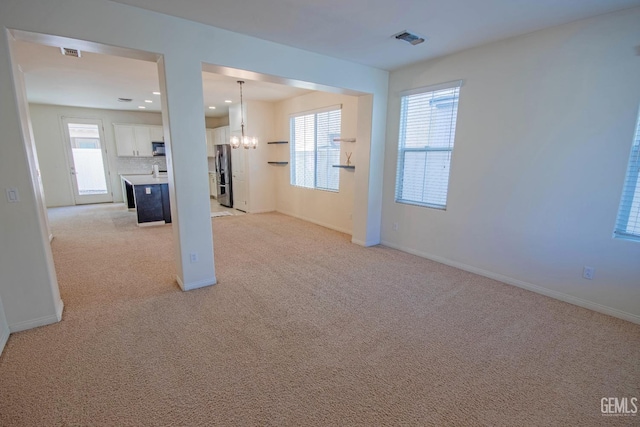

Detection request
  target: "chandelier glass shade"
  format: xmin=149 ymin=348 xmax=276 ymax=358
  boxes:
xmin=230 ymin=134 xmax=258 ymax=150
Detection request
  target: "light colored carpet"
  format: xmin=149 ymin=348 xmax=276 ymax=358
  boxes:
xmin=0 ymin=203 xmax=638 ymax=426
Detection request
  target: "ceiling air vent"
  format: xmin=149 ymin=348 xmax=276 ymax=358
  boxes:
xmin=118 ymin=98 xmax=133 ymax=103
xmin=393 ymin=31 xmax=426 ymax=46
xmin=60 ymin=47 xmax=81 ymax=57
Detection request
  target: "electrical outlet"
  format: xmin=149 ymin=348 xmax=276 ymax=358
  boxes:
xmin=392 ymin=222 xmax=399 ymax=231
xmin=583 ymin=266 xmax=595 ymax=280
xmin=145 ymin=187 xmax=151 ymax=195
xmin=190 ymin=252 xmax=198 ymax=263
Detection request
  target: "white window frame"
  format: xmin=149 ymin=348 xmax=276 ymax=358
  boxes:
xmin=614 ymin=107 xmax=640 ymax=242
xmin=289 ymin=105 xmax=342 ymax=192
xmin=395 ymin=80 xmax=463 ymax=210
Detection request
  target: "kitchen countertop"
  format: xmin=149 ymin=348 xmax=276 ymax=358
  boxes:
xmin=121 ymin=173 xmax=168 ymax=186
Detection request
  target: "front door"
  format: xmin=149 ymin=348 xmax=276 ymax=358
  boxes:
xmin=62 ymin=118 xmax=113 ymax=205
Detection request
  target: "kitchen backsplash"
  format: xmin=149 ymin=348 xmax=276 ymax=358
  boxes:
xmin=116 ymin=156 xmax=214 ymax=174
xmin=116 ymin=156 xmax=167 ymax=175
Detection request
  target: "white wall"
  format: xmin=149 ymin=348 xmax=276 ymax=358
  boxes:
xmin=29 ymin=104 xmax=166 ymax=206
xmin=274 ymin=91 xmax=358 ymax=234
xmin=382 ymin=8 xmax=640 ymax=321
xmin=205 ymin=116 xmax=229 ymax=128
xmin=245 ymin=101 xmax=276 ymax=213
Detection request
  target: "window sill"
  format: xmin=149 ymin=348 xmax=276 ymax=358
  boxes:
xmin=613 ymin=233 xmax=640 ymax=243
xmin=395 ymin=199 xmax=447 ymax=210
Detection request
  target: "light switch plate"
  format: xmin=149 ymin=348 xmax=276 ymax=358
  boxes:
xmin=6 ymin=188 xmax=19 ymax=203
xmin=145 ymin=187 xmax=151 ymax=195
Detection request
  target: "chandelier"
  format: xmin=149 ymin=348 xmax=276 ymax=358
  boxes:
xmin=230 ymin=80 xmax=257 ymax=149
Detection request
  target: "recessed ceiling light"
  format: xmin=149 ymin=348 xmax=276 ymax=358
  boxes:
xmin=138 ymin=106 xmax=146 ymax=109
xmin=208 ymin=106 xmax=216 ymax=109
xmin=152 ymin=91 xmax=161 ymax=95
xmin=224 ymin=100 xmax=232 ymax=103
xmin=144 ymin=100 xmax=153 ymax=103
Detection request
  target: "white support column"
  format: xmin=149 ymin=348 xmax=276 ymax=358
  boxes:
xmin=158 ymin=54 xmax=217 ymax=291
xmin=0 ymin=294 xmax=9 ymax=355
xmin=352 ymin=93 xmax=387 ymax=246
xmin=0 ymin=30 xmax=63 ymax=331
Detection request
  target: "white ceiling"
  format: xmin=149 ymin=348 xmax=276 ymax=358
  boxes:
xmin=12 ymin=39 xmax=311 ymax=117
xmin=110 ymin=0 xmax=640 ymax=70
xmin=13 ymin=0 xmax=640 ymax=116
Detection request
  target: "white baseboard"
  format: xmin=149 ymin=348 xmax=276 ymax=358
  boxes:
xmin=9 ymin=299 xmax=64 ymax=333
xmin=351 ymin=238 xmax=367 ymax=246
xmin=56 ymin=298 xmax=64 ymax=321
xmin=351 ymin=238 xmax=380 ymax=247
xmin=248 ymin=208 xmax=277 ymax=214
xmin=381 ymin=240 xmax=640 ymax=325
xmin=0 ymin=324 xmax=9 ymax=356
xmin=176 ymin=275 xmax=216 ymax=291
xmin=276 ymin=209 xmax=352 ymax=235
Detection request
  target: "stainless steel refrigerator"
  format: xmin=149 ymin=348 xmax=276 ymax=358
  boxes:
xmin=215 ymin=144 xmax=233 ymax=207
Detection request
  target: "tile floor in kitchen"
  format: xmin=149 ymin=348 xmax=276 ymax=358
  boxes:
xmin=210 ymin=197 xmax=245 ymax=216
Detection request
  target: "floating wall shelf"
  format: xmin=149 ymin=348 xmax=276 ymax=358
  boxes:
xmin=267 ymin=141 xmax=289 ymax=144
xmin=333 ymin=138 xmax=356 ymax=143
xmin=268 ymin=161 xmax=289 ymax=165
xmin=333 ymin=165 xmax=355 ymax=170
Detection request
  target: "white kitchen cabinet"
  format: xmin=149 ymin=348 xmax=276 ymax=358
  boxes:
xmin=149 ymin=125 xmax=164 ymax=142
xmin=113 ymin=123 xmax=163 ymax=157
xmin=133 ymin=126 xmax=153 ymax=157
xmin=215 ymin=126 xmax=229 ymax=146
xmin=206 ymin=129 xmax=215 ymax=157
xmin=212 ymin=128 xmax=221 ymax=147
xmin=113 ymin=124 xmax=137 ymax=157
xmin=206 ymin=126 xmax=230 ymax=157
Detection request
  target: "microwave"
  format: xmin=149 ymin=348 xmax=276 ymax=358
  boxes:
xmin=152 ymin=142 xmax=165 ymax=156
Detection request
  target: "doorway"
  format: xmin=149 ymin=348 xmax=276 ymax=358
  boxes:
xmin=61 ymin=117 xmax=113 ymax=204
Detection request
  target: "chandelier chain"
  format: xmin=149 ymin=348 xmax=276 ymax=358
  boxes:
xmin=239 ymin=80 xmax=245 ymax=137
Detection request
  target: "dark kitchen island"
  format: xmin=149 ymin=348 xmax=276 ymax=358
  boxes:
xmin=121 ymin=174 xmax=172 ymax=226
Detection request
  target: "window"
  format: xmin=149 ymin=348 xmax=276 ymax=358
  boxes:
xmin=395 ymin=80 xmax=462 ymax=209
xmin=614 ymin=109 xmax=640 ymax=241
xmin=290 ymin=106 xmax=341 ymax=191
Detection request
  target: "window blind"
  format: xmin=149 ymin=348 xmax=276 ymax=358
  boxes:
xmin=395 ymin=81 xmax=461 ymax=209
xmin=614 ymin=110 xmax=640 ymax=240
xmin=290 ymin=108 xmax=341 ymax=192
